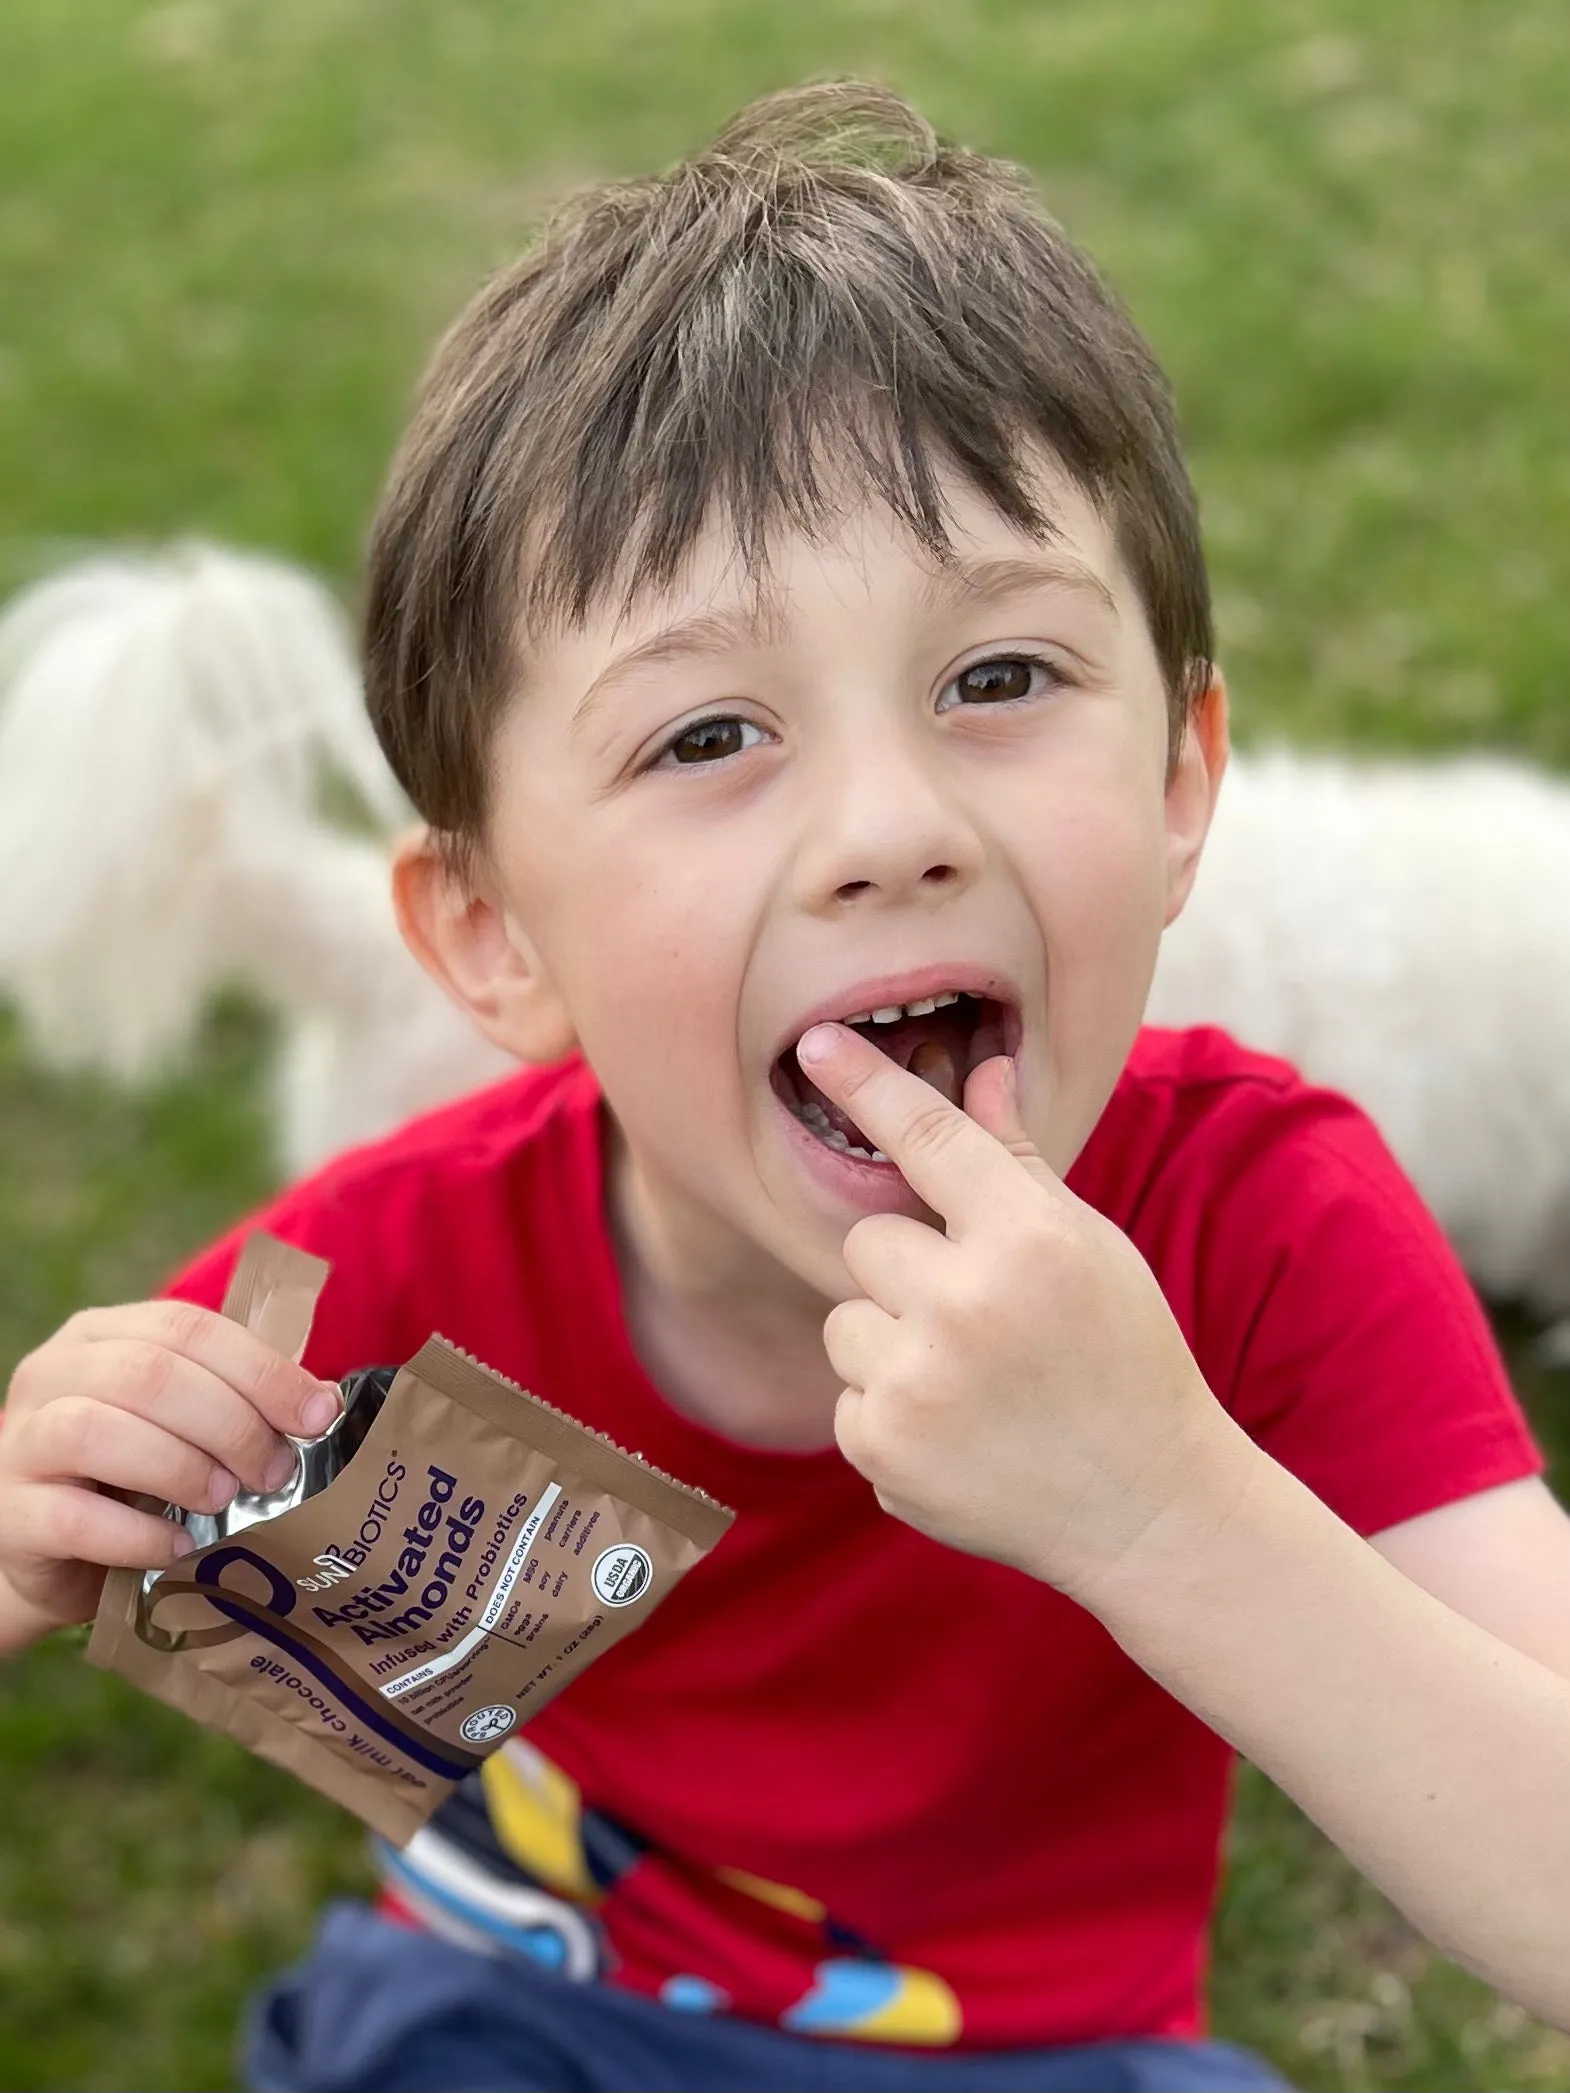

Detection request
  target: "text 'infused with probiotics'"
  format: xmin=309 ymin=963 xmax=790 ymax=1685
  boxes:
xmin=89 ymin=1235 xmax=734 ymax=1843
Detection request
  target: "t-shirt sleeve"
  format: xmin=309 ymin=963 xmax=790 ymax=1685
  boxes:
xmin=1194 ymin=1082 xmax=1545 ymax=1537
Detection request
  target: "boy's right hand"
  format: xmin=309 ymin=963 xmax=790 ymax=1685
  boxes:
xmin=0 ymin=1301 xmax=341 ymax=1639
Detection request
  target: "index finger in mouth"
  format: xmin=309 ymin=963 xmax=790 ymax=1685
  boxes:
xmin=796 ymin=1022 xmax=1019 ymax=1227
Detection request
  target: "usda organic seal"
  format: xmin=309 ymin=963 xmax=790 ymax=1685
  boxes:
xmin=460 ymin=1704 xmax=517 ymax=1744
xmin=591 ymin=1542 xmax=653 ymax=1606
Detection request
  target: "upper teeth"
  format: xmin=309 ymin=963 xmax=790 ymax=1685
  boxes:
xmin=841 ymin=989 xmax=968 ymax=1026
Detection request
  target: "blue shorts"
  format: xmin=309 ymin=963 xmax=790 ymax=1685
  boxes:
xmin=246 ymin=1901 xmax=1295 ymax=2093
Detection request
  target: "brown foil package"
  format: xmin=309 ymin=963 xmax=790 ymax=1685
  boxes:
xmin=89 ymin=1234 xmax=734 ymax=1844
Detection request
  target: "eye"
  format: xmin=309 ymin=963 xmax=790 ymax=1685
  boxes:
xmin=938 ymin=653 xmax=1060 ymax=710
xmin=654 ymin=715 xmax=770 ymax=769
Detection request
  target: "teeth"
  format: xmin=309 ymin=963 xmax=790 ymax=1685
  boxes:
xmin=787 ymin=984 xmax=993 ymax=1163
xmin=796 ymin=986 xmax=988 ymax=1055
xmin=842 ymin=988 xmax=977 ymax=1027
xmin=823 ymin=1128 xmax=889 ymax=1164
xmin=790 ymin=1098 xmax=890 ymax=1164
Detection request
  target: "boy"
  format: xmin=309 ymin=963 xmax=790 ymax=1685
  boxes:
xmin=5 ymin=79 xmax=1570 ymax=2093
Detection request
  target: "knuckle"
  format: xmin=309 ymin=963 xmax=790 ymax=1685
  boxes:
xmin=157 ymin=1300 xmax=211 ymax=1356
xmin=49 ymin=1489 xmax=100 ymax=1562
xmin=845 ymin=1212 xmax=896 ymax=1261
xmin=117 ymin=1338 xmax=178 ymax=1410
xmin=822 ymin=1300 xmax=853 ymax=1349
xmin=849 ymin=1403 xmax=902 ymax=1486
xmin=0 ymin=1411 xmax=37 ymax=1481
xmin=5 ymin=1344 xmax=49 ymax=1411
xmin=38 ymin=1395 xmax=99 ymax=1470
xmin=1018 ymin=1204 xmax=1066 ymax=1261
xmin=230 ymin=1407 xmax=283 ymax=1474
xmin=147 ymin=1518 xmax=191 ymax=1568
xmin=931 ymin=1264 xmax=989 ymax=1339
xmin=839 ymin=1232 xmax=875 ymax=1292
xmin=821 ymin=1311 xmax=857 ymax=1382
xmin=901 ymin=1096 xmax=960 ymax=1159
xmin=835 ymin=1398 xmax=877 ymax=1475
xmin=257 ymin=1352 xmax=315 ymax=1428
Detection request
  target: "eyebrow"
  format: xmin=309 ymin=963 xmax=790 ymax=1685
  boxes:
xmin=567 ymin=549 xmax=1117 ymax=745
xmin=569 ymin=603 xmax=777 ymax=745
xmin=917 ymin=551 xmax=1120 ymax=620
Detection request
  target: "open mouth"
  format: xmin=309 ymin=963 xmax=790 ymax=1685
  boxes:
xmin=771 ymin=989 xmax=1014 ymax=1163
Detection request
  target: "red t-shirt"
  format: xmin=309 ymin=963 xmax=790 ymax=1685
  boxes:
xmin=162 ymin=1025 xmax=1542 ymax=2050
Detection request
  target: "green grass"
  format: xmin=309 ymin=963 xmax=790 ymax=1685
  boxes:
xmin=2 ymin=1 xmax=1569 ymax=2086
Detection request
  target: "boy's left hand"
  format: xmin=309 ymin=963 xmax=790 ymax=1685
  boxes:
xmin=798 ymin=1023 xmax=1255 ymax=1608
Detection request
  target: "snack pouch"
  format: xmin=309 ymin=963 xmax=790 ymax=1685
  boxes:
xmin=90 ymin=1233 xmax=734 ymax=1844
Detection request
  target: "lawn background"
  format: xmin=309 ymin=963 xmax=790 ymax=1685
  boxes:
xmin=2 ymin=2 xmax=1569 ymax=2087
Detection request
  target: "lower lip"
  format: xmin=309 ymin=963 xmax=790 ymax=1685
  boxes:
xmin=771 ymin=1084 xmax=935 ymax=1219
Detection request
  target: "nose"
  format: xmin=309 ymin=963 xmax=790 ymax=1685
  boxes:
xmin=792 ymin=730 xmax=985 ymax=917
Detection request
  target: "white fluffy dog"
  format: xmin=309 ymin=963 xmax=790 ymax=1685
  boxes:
xmin=0 ymin=545 xmax=1566 ymax=1358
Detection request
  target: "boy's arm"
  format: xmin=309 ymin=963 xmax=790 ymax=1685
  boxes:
xmin=1088 ymin=1443 xmax=1570 ymax=2030
xmin=1373 ymin=1473 xmax=1570 ymax=1677
xmin=796 ymin=1024 xmax=1570 ymax=2035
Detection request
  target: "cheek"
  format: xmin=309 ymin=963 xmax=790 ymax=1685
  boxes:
xmin=1013 ymin=748 xmax=1168 ymax=1033
xmin=1013 ymin=734 xmax=1168 ymax=943
xmin=527 ymin=842 xmax=749 ymax=1125
xmin=1057 ymin=796 xmax=1167 ymax=941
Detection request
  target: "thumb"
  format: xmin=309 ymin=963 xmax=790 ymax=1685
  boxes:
xmin=963 ymin=1055 xmax=1055 ymax=1182
xmin=832 ymin=1383 xmax=869 ymax=1474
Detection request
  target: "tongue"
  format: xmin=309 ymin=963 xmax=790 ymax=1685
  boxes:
xmin=908 ymin=1039 xmax=964 ymax=1104
xmin=793 ymin=1019 xmax=968 ymax=1146
xmin=855 ymin=1008 xmax=971 ymax=1108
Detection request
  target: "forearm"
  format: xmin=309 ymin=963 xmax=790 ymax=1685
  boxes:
xmin=1084 ymin=1419 xmax=1570 ymax=2028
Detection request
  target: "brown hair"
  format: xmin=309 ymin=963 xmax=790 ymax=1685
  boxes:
xmin=363 ymin=81 xmax=1213 ymax=862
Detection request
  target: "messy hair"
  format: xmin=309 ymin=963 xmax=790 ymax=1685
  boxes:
xmin=363 ymin=81 xmax=1213 ymax=860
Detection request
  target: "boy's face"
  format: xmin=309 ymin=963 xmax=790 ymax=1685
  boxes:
xmin=413 ymin=457 xmax=1226 ymax=1305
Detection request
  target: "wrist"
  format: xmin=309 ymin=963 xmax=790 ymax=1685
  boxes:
xmin=1048 ymin=1403 xmax=1270 ymax=1626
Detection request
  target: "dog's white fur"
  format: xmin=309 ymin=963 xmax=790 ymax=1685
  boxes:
xmin=0 ymin=544 xmax=1565 ymax=1355
xmin=0 ymin=547 xmax=512 ymax=1166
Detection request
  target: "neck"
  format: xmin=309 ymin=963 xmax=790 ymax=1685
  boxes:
xmin=603 ymin=1114 xmax=845 ymax=1452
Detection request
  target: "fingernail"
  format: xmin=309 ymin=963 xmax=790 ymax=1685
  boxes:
xmin=209 ymin=1466 xmax=238 ymax=1507
xmin=300 ymin=1384 xmax=341 ymax=1436
xmin=263 ymin=1444 xmax=298 ymax=1491
xmin=171 ymin=1529 xmax=196 ymax=1557
xmin=797 ymin=1024 xmax=839 ymax=1066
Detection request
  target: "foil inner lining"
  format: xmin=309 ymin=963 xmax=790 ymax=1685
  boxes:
xmin=142 ymin=1365 xmax=397 ymax=1594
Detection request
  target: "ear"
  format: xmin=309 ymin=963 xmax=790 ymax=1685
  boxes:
xmin=391 ymin=828 xmax=580 ymax=1064
xmin=1162 ymin=668 xmax=1230 ymax=928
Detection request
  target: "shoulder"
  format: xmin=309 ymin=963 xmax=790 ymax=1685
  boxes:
xmin=1082 ymin=1026 xmax=1543 ymax=1531
xmin=1071 ymin=1022 xmax=1397 ymax=1228
xmin=159 ymin=1057 xmax=601 ymax=1359
xmin=1082 ymin=1022 xmax=1472 ymax=1340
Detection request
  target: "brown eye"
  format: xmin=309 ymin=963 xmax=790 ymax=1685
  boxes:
xmin=954 ymin=657 xmax=1039 ymax=703
xmin=665 ymin=716 xmax=760 ymax=766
